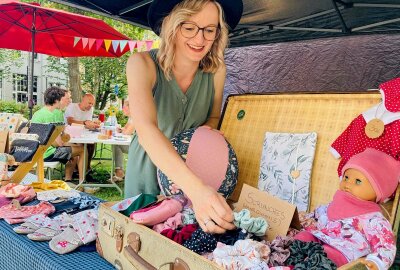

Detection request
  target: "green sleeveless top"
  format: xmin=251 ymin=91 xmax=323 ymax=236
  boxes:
xmin=124 ymin=49 xmax=215 ymax=198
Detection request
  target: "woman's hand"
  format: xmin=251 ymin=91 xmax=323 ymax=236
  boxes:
xmin=189 ymin=184 xmax=235 ymax=234
xmin=359 ymin=258 xmax=378 ymax=270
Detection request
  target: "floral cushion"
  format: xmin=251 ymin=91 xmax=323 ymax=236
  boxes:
xmin=157 ymin=127 xmax=238 ymax=198
xmin=0 ymin=113 xmax=23 ymax=132
xmin=258 ymin=132 xmax=317 ymax=211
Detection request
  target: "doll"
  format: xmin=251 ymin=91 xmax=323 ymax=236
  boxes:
xmin=295 ymin=148 xmax=400 ymax=270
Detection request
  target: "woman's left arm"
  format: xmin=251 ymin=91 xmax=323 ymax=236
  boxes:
xmin=204 ymin=63 xmax=226 ymax=129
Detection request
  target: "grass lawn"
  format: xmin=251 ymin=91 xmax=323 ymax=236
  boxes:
xmin=52 ymin=143 xmax=125 ymax=202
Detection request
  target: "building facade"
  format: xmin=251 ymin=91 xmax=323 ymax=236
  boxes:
xmin=0 ymin=51 xmax=68 ymax=105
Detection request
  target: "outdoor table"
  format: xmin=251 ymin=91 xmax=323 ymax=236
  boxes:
xmin=69 ymin=130 xmax=131 ymax=195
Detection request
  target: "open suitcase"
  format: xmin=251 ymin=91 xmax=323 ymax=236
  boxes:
xmin=98 ymin=92 xmax=400 ymax=270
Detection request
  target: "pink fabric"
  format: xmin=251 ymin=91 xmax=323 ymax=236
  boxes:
xmin=294 ymin=231 xmax=348 ymax=267
xmin=380 ymin=77 xmax=400 ymax=113
xmin=130 ymin=198 xmax=183 ymax=226
xmin=0 ymin=201 xmax=55 ymax=224
xmin=185 ymin=126 xmax=229 ymax=191
xmin=327 ymin=190 xmax=381 ymax=220
xmin=342 ymin=148 xmax=400 ymax=203
xmin=0 ymin=183 xmax=36 ymax=201
xmin=153 ymin=212 xmax=183 ymax=233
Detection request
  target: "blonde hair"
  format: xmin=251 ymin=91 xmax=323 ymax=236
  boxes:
xmin=157 ymin=0 xmax=228 ymax=80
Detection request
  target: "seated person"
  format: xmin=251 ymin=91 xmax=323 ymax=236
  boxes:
xmin=112 ymin=100 xmax=134 ymax=181
xmin=31 ymin=87 xmax=85 ymax=182
xmin=64 ymin=93 xmax=99 ymax=174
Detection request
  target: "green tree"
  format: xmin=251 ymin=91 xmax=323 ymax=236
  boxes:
xmin=0 ymin=49 xmax=24 ymax=80
xmin=79 ymin=18 xmax=152 ymax=109
xmin=30 ymin=0 xmax=156 ymax=107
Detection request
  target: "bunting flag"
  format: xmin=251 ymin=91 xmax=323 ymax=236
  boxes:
xmin=72 ymin=37 xmax=158 ymax=53
xmin=88 ymin=38 xmax=96 ymax=50
xmin=112 ymin=40 xmax=120 ymax=53
xmin=152 ymin=39 xmax=160 ymax=49
xmin=120 ymin=40 xmax=128 ymax=52
xmin=104 ymin=39 xmax=112 ymax=51
xmin=128 ymin=40 xmax=136 ymax=53
xmin=82 ymin=38 xmax=89 ymax=49
xmin=73 ymin=37 xmax=80 ymax=47
xmin=145 ymin=40 xmax=153 ymax=51
xmin=95 ymin=39 xmax=103 ymax=51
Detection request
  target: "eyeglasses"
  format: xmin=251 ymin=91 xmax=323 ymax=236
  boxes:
xmin=180 ymin=22 xmax=220 ymax=41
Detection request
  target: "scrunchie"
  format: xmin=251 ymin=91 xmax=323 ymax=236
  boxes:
xmin=234 ymin=209 xmax=269 ymax=236
xmin=285 ymin=240 xmax=337 ymax=270
xmin=183 ymin=227 xmax=217 ymax=254
xmin=181 ymin=207 xmax=196 ymax=225
xmin=161 ymin=224 xmax=198 ymax=244
xmin=216 ymin=228 xmax=248 ymax=246
xmin=266 ymin=236 xmax=294 ymax=266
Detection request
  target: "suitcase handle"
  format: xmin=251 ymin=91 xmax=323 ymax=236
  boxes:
xmin=124 ymin=232 xmax=190 ymax=270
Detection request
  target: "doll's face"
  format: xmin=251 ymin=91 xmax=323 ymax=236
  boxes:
xmin=340 ymin=168 xmax=377 ymax=202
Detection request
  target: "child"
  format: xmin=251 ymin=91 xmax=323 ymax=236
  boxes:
xmin=295 ymin=148 xmax=399 ymax=270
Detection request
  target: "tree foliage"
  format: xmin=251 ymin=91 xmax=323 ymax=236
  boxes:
xmin=22 ymin=0 xmax=156 ymax=109
xmin=0 ymin=50 xmax=25 ymax=80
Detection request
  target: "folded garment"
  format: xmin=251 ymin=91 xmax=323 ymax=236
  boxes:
xmin=130 ymin=197 xmax=185 ymax=226
xmin=29 ymin=180 xmax=71 ymax=192
xmin=37 ymin=190 xmax=81 ymax=201
xmin=0 ymin=201 xmax=55 ymax=224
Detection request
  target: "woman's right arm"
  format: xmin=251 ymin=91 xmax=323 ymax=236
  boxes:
xmin=126 ymin=53 xmax=235 ymax=234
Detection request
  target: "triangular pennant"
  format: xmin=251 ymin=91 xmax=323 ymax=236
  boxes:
xmin=73 ymin=37 xmax=80 ymax=47
xmin=95 ymin=39 xmax=103 ymax=51
xmin=104 ymin=40 xmax=112 ymax=52
xmin=152 ymin=39 xmax=160 ymax=49
xmin=119 ymin=40 xmax=128 ymax=52
xmin=88 ymin=38 xmax=96 ymax=50
xmin=112 ymin=40 xmax=120 ymax=53
xmin=128 ymin=40 xmax=136 ymax=53
xmin=137 ymin=41 xmax=145 ymax=52
xmin=82 ymin=38 xmax=89 ymax=49
xmin=145 ymin=40 xmax=153 ymax=51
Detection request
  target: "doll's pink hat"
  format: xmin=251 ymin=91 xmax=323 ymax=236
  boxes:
xmin=379 ymin=77 xmax=400 ymax=113
xmin=342 ymin=148 xmax=400 ymax=203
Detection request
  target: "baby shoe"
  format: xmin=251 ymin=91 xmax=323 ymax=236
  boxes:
xmin=49 ymin=227 xmax=83 ymax=254
xmin=130 ymin=197 xmax=184 ymax=226
xmin=28 ymin=227 xmax=62 ymax=241
xmin=14 ymin=222 xmax=40 ymax=234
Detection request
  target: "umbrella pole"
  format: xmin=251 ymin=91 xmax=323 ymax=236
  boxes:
xmin=28 ymin=8 xmax=37 ymax=120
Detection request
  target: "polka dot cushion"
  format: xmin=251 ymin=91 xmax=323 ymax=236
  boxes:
xmin=157 ymin=126 xmax=238 ymax=198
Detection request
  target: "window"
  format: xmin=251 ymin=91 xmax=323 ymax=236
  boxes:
xmin=12 ymin=73 xmax=37 ymax=103
xmin=0 ymin=70 xmax=3 ymax=88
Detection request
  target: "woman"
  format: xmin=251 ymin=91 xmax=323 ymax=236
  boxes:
xmin=126 ymin=0 xmax=242 ymax=234
xmin=112 ymin=100 xmax=134 ymax=181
